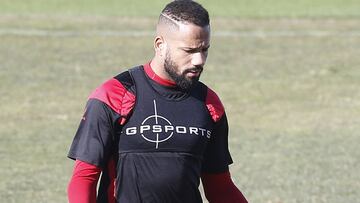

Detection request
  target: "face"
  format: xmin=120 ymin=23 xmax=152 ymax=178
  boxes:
xmin=163 ymin=23 xmax=210 ymax=90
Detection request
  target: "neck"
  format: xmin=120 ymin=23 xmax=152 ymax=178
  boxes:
xmin=146 ymin=60 xmax=176 ymax=87
xmin=150 ymin=58 xmax=175 ymax=82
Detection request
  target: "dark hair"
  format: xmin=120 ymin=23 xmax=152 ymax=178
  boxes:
xmin=161 ymin=0 xmax=209 ymax=27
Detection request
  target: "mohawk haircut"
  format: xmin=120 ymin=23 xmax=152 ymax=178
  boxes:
xmin=159 ymin=0 xmax=210 ymax=27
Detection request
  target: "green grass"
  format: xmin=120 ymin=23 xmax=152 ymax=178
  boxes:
xmin=0 ymin=0 xmax=360 ymax=17
xmin=1 ymin=1 xmax=360 ymax=203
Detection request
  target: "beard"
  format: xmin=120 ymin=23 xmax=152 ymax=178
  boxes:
xmin=164 ymin=51 xmax=203 ymax=91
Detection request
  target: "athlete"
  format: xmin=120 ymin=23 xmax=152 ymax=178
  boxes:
xmin=67 ymin=1 xmax=248 ymax=202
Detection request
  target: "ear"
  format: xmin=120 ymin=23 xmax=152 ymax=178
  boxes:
xmin=154 ymin=36 xmax=166 ymax=57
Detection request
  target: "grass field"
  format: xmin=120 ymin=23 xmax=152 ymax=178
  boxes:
xmin=1 ymin=1 xmax=360 ymax=203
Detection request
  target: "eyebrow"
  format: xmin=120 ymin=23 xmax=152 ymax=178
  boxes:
xmin=181 ymin=45 xmax=210 ymax=51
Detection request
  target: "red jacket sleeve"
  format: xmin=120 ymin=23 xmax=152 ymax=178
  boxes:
xmin=201 ymin=170 xmax=248 ymax=203
xmin=68 ymin=160 xmax=102 ymax=203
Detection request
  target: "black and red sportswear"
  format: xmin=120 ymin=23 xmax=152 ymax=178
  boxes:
xmin=68 ymin=63 xmax=246 ymax=203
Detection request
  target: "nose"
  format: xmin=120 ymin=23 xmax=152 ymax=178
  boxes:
xmin=191 ymin=52 xmax=207 ymax=67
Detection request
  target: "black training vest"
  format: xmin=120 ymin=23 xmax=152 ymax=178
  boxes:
xmin=115 ymin=66 xmax=215 ymax=203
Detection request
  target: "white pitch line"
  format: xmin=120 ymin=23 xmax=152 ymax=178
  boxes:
xmin=0 ymin=29 xmax=155 ymax=37
xmin=1 ymin=28 xmax=360 ymax=37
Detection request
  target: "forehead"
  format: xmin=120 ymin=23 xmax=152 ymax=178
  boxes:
xmin=170 ymin=23 xmax=210 ymax=47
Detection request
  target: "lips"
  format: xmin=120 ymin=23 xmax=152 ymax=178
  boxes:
xmin=186 ymin=72 xmax=200 ymax=77
xmin=185 ymin=67 xmax=203 ymax=77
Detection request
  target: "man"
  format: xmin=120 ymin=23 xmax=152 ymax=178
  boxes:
xmin=67 ymin=1 xmax=248 ymax=202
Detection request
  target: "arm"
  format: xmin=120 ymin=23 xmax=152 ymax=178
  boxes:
xmin=67 ymin=98 xmax=113 ymax=203
xmin=202 ymin=87 xmax=248 ymax=202
xmin=67 ymin=74 xmax=135 ymax=202
xmin=68 ymin=160 xmax=101 ymax=203
xmin=202 ymin=170 xmax=248 ymax=203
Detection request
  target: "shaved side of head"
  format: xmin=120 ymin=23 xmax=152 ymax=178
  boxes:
xmin=156 ymin=13 xmax=181 ymax=37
